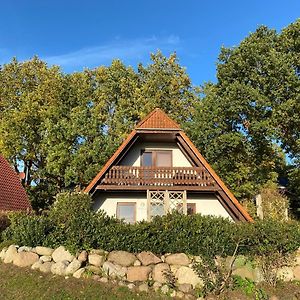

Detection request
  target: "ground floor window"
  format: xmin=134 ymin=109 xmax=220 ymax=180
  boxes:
xmin=187 ymin=203 xmax=196 ymax=215
xmin=116 ymin=202 xmax=136 ymax=224
xmin=147 ymin=190 xmax=187 ymax=220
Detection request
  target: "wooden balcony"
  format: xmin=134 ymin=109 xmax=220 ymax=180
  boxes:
xmin=97 ymin=166 xmax=218 ymax=191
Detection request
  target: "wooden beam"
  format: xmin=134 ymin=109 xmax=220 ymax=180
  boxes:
xmin=176 ymin=135 xmax=202 ymax=166
xmin=176 ymin=141 xmax=197 ymax=167
xmin=216 ymin=191 xmax=247 ymax=221
xmin=96 ymin=185 xmax=219 ymax=192
xmin=114 ymin=135 xmax=139 ymax=166
xmin=215 ymin=193 xmax=239 ymax=222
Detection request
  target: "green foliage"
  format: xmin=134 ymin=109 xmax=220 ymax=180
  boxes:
xmin=240 ymin=219 xmax=300 ymax=256
xmin=46 ymin=192 xmax=114 ymax=253
xmin=2 ymin=193 xmax=300 ymax=261
xmin=0 ymin=52 xmax=197 ymax=210
xmin=233 ymin=276 xmax=268 ymax=300
xmin=259 ymin=182 xmax=290 ymax=221
xmin=2 ymin=212 xmax=52 ymax=247
xmin=193 ymin=256 xmax=230 ymax=296
xmin=188 ymin=19 xmax=300 ymax=203
xmin=0 ymin=213 xmax=10 ymax=242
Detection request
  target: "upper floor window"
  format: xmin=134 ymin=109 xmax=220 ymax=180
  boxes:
xmin=141 ymin=150 xmax=172 ymax=167
xmin=116 ymin=202 xmax=136 ymax=224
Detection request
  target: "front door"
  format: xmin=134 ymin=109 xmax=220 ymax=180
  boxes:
xmin=141 ymin=150 xmax=172 ymax=184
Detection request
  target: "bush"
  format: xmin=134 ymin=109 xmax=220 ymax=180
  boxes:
xmin=240 ymin=219 xmax=300 ymax=256
xmin=0 ymin=213 xmax=10 ymax=242
xmin=259 ymin=183 xmax=290 ymax=221
xmin=2 ymin=212 xmax=52 ymax=247
xmin=46 ymin=192 xmax=103 ymax=252
xmin=1 ymin=192 xmax=300 ymax=261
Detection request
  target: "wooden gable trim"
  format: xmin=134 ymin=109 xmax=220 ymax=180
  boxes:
xmin=177 ymin=132 xmax=253 ymax=222
xmin=84 ymin=129 xmax=138 ymax=193
xmin=214 ymin=193 xmax=239 ymax=222
xmin=85 ymin=109 xmax=252 ymax=222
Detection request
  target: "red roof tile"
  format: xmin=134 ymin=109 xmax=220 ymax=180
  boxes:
xmin=0 ymin=155 xmax=32 ymax=211
xmin=136 ymin=108 xmax=181 ymax=130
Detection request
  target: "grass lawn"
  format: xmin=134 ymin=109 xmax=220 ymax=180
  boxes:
xmin=0 ymin=263 xmax=170 ymax=300
xmin=2 ymin=262 xmax=300 ymax=300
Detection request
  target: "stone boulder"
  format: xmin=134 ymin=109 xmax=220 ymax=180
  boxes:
xmin=51 ymin=261 xmax=68 ymax=276
xmin=52 ymin=246 xmax=74 ymax=263
xmin=175 ymin=266 xmax=203 ymax=288
xmin=31 ymin=260 xmax=43 ymax=270
xmin=3 ymin=245 xmax=17 ymax=264
xmin=165 ymin=253 xmax=190 ymax=266
xmin=138 ymin=283 xmax=149 ymax=292
xmin=107 ymin=251 xmax=136 ymax=267
xmin=102 ymin=261 xmax=127 ymax=278
xmin=178 ymin=283 xmax=193 ymax=293
xmin=134 ymin=260 xmax=141 ymax=266
xmin=152 ymin=263 xmax=170 ymax=283
xmin=127 ymin=266 xmax=152 ymax=282
xmin=153 ymin=281 xmax=162 ymax=292
xmin=161 ymin=285 xmax=169 ymax=294
xmin=18 ymin=246 xmax=32 ymax=253
xmin=88 ymin=254 xmax=104 ymax=267
xmin=294 ymin=256 xmax=300 ymax=266
xmin=277 ymin=267 xmax=294 ymax=282
xmin=65 ymin=259 xmax=81 ymax=275
xmin=13 ymin=252 xmax=39 ymax=267
xmin=73 ymin=268 xmax=85 ymax=279
xmin=0 ymin=248 xmax=7 ymax=260
xmin=137 ymin=251 xmax=161 ymax=266
xmin=77 ymin=250 xmax=88 ymax=262
xmin=35 ymin=246 xmax=54 ymax=256
xmin=232 ymin=266 xmax=255 ymax=281
xmin=40 ymin=262 xmax=54 ymax=273
xmin=90 ymin=249 xmax=107 ymax=255
xmin=40 ymin=255 xmax=52 ymax=262
xmin=86 ymin=265 xmax=102 ymax=275
xmin=293 ymin=265 xmax=300 ymax=280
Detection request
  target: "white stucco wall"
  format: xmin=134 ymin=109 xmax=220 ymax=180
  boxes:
xmin=119 ymin=142 xmax=192 ymax=167
xmin=93 ymin=192 xmax=148 ymax=222
xmin=93 ymin=192 xmax=232 ymax=221
xmin=187 ymin=193 xmax=232 ymax=219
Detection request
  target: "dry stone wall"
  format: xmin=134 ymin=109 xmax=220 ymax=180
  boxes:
xmin=1 ymin=244 xmax=300 ymax=298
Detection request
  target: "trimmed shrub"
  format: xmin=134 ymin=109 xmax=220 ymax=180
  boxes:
xmin=239 ymin=219 xmax=300 ymax=256
xmin=0 ymin=213 xmax=10 ymax=242
xmin=1 ymin=192 xmax=300 ymax=259
xmin=2 ymin=212 xmax=52 ymax=247
xmin=46 ymin=192 xmax=102 ymax=252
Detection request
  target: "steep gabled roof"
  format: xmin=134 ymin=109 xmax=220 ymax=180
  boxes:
xmin=85 ymin=109 xmax=252 ymax=222
xmin=136 ymin=108 xmax=180 ymax=130
xmin=0 ymin=155 xmax=32 ymax=212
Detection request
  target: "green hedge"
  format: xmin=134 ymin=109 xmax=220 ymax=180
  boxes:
xmin=2 ymin=192 xmax=300 ymax=257
xmin=0 ymin=213 xmax=10 ymax=242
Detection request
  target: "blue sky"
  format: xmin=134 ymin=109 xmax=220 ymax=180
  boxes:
xmin=0 ymin=1 xmax=299 ymax=85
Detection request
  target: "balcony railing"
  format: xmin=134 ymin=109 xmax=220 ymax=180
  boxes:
xmin=100 ymin=166 xmax=216 ymax=188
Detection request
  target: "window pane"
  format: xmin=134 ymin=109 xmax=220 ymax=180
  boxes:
xmin=187 ymin=203 xmax=196 ymax=215
xmin=150 ymin=203 xmax=165 ymax=217
xmin=142 ymin=152 xmax=152 ymax=166
xmin=117 ymin=203 xmax=135 ymax=223
xmin=156 ymin=151 xmax=172 ymax=167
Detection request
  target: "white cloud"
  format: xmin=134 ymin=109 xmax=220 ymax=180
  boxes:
xmin=43 ymin=35 xmax=181 ymax=71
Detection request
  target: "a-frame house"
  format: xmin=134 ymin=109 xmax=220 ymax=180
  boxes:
xmin=85 ymin=108 xmax=252 ymax=222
